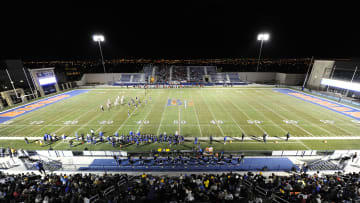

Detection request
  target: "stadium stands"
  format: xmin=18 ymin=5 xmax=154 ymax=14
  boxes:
xmin=0 ymin=170 xmax=359 ymax=202
xmin=189 ymin=66 xmax=205 ymax=82
xmin=119 ymin=74 xmax=131 ymax=82
xmin=171 ymin=66 xmax=188 ymax=82
xmin=228 ymin=73 xmax=241 ymax=82
xmin=156 ymin=66 xmax=170 ymax=83
xmin=210 ymin=73 xmax=228 ymax=83
xmin=79 ymin=157 xmax=297 ymax=172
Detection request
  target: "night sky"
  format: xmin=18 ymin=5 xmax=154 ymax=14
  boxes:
xmin=0 ymin=3 xmax=359 ymax=60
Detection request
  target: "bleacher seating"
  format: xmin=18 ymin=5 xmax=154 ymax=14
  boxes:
xmin=189 ymin=66 xmax=205 ymax=82
xmin=206 ymin=66 xmax=217 ymax=75
xmin=79 ymin=157 xmax=297 ymax=172
xmin=228 ymin=73 xmax=241 ymax=82
xmin=172 ymin=66 xmax=187 ymax=81
xmin=0 ymin=170 xmax=358 ymax=202
xmin=156 ymin=66 xmax=170 ymax=82
xmin=132 ymin=74 xmax=141 ymax=82
xmin=120 ymin=74 xmax=131 ymax=82
xmin=211 ymin=73 xmax=227 ymax=83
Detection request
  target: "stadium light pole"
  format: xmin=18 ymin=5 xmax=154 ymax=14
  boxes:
xmin=256 ymin=33 xmax=270 ymax=72
xmin=93 ymin=34 xmax=106 ymax=73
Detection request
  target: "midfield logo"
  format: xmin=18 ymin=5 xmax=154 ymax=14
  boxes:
xmin=167 ymin=99 xmax=194 ymax=106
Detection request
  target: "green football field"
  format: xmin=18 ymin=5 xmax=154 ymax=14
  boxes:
xmin=1 ymin=87 xmax=360 ymax=151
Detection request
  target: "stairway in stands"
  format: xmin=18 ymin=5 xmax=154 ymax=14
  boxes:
xmin=307 ymin=159 xmax=342 ymax=171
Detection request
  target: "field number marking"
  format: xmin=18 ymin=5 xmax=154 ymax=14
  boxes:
xmin=64 ymin=120 xmax=78 ymax=125
xmin=320 ymin=120 xmax=334 ymax=124
xmin=282 ymin=120 xmax=298 ymax=124
xmin=247 ymin=120 xmax=262 ymax=124
xmin=29 ymin=121 xmax=44 ymax=125
xmin=99 ymin=120 xmax=114 ymax=125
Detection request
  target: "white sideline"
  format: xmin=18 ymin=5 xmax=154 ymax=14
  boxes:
xmin=2 ymin=136 xmax=360 ymax=140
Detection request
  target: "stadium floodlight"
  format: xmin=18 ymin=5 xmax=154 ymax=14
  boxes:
xmin=92 ymin=34 xmax=106 ymax=73
xmin=92 ymin=35 xmax=105 ymax=42
xmin=321 ymin=78 xmax=360 ymax=92
xmin=256 ymin=33 xmax=270 ymax=72
xmin=257 ymin=33 xmax=270 ymax=41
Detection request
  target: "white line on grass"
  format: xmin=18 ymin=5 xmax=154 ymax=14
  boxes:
xmin=199 ymin=91 xmax=225 ymax=137
xmin=156 ymin=94 xmax=171 ymax=136
xmin=178 ymin=105 xmax=181 ymax=136
xmin=113 ymin=105 xmax=140 ymax=134
xmin=135 ymin=100 xmax=157 ymax=134
xmin=227 ymin=97 xmax=267 ymax=134
xmin=210 ymin=94 xmax=245 ymax=134
xmin=244 ymin=91 xmax=314 ymax=137
xmin=243 ymin=91 xmax=312 ymax=149
xmin=190 ymin=93 xmax=203 ymax=137
xmin=258 ymin=91 xmax=337 ymax=136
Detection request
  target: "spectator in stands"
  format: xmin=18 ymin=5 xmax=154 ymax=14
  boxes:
xmin=35 ymin=162 xmax=46 ymax=175
xmin=352 ymin=152 xmax=357 ymax=162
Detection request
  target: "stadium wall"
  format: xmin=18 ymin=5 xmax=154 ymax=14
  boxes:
xmin=307 ymin=60 xmax=335 ymax=90
xmin=239 ymin=72 xmax=276 ymax=83
xmin=275 ymin=73 xmax=305 ymax=85
xmin=80 ymin=73 xmax=122 ymax=85
xmin=76 ymin=72 xmax=304 ymax=86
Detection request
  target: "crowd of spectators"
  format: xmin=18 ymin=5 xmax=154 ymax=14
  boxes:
xmin=172 ymin=66 xmax=188 ymax=82
xmin=189 ymin=67 xmax=205 ymax=82
xmin=1 ymin=170 xmax=360 ymax=202
xmin=156 ymin=66 xmax=170 ymax=83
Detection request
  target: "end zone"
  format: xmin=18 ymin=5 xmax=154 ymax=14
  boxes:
xmin=274 ymin=89 xmax=360 ymax=120
xmin=0 ymin=90 xmax=89 ymax=123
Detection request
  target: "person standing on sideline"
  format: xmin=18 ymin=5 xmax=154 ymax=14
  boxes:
xmin=241 ymin=133 xmax=245 ymax=142
xmin=263 ymin=133 xmax=267 ymax=143
xmin=240 ymin=153 xmax=245 ymax=164
xmin=286 ymin=132 xmax=290 ymax=141
xmin=210 ymin=136 xmax=213 ymax=145
xmin=224 ymin=136 xmax=227 ymax=145
xmin=24 ymin=137 xmax=29 ymax=144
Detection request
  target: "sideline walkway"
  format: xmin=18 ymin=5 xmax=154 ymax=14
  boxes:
xmin=1 ymin=136 xmax=360 ymax=140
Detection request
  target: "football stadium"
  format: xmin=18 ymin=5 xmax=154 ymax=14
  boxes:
xmin=1 ymin=5 xmax=360 ymax=203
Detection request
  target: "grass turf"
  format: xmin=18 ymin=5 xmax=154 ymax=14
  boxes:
xmin=1 ymin=87 xmax=360 ymax=151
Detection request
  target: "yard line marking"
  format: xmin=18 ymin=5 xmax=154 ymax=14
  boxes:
xmin=135 ymin=97 xmax=159 ymax=134
xmin=243 ymin=91 xmax=314 ymax=137
xmin=178 ymin=105 xmax=181 ymax=136
xmin=190 ymin=93 xmax=203 ymax=137
xmin=243 ymin=91 xmax=312 ymax=149
xmin=226 ymin=96 xmax=267 ymax=134
xmin=243 ymin=92 xmax=311 ymax=150
xmin=257 ymin=91 xmax=337 ymax=137
xmin=114 ymin=104 xmax=140 ymax=134
xmin=0 ymin=97 xmax=83 ymax=135
xmin=93 ymin=92 xmax=143 ymax=134
xmin=75 ymin=93 xmax=121 ymax=134
xmin=210 ymin=94 xmax=245 ymax=134
xmin=156 ymin=93 xmax=171 ymax=136
xmin=199 ymin=91 xmax=225 ymax=137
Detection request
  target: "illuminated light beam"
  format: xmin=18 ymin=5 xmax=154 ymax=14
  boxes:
xmin=321 ymin=78 xmax=360 ymax=92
